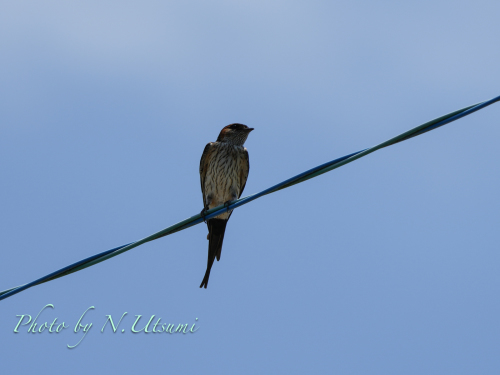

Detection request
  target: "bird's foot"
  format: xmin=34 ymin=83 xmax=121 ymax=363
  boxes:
xmin=223 ymin=200 xmax=233 ymax=212
xmin=200 ymin=207 xmax=209 ymax=223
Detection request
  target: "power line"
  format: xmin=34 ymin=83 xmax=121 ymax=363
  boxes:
xmin=1 ymin=95 xmax=499 ymax=301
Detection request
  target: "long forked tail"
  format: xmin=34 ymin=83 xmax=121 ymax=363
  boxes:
xmin=200 ymin=219 xmax=228 ymax=288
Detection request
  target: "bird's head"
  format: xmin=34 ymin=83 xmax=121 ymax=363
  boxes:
xmin=216 ymin=123 xmax=254 ymax=146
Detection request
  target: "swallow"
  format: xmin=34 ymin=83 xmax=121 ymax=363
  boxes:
xmin=199 ymin=123 xmax=253 ymax=288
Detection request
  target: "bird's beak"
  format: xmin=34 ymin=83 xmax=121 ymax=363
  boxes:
xmin=246 ymin=128 xmax=254 ymax=132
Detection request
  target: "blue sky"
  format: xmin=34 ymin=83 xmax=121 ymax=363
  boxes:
xmin=1 ymin=1 xmax=499 ymax=373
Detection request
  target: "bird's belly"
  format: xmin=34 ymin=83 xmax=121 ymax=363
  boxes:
xmin=204 ymin=151 xmax=242 ymax=220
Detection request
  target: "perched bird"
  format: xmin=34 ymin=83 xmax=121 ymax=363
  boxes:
xmin=199 ymin=123 xmax=254 ymax=288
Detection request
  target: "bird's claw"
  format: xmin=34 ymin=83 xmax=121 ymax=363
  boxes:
xmin=200 ymin=207 xmax=208 ymax=223
xmin=223 ymin=200 xmax=233 ymax=212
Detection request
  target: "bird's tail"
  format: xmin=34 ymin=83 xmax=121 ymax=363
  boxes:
xmin=200 ymin=219 xmax=228 ymax=288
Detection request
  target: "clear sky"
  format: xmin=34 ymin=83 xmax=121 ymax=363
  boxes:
xmin=1 ymin=1 xmax=499 ymax=374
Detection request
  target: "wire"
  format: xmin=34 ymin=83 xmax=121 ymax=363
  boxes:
xmin=1 ymin=95 xmax=499 ymax=301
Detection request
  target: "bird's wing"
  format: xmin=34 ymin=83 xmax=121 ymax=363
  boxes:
xmin=223 ymin=147 xmax=249 ymax=223
xmin=199 ymin=142 xmax=214 ymax=208
xmin=238 ymin=147 xmax=250 ymax=198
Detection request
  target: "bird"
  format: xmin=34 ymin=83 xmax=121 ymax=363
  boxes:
xmin=199 ymin=123 xmax=254 ymax=288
